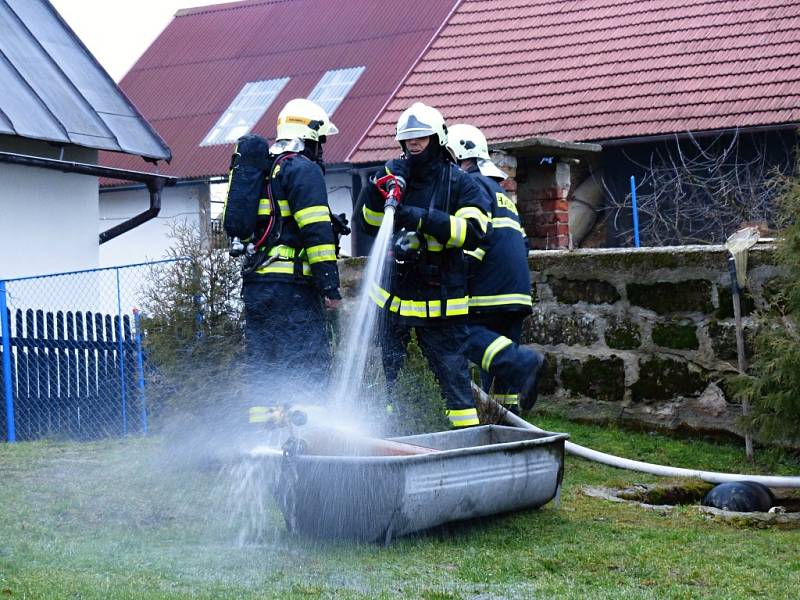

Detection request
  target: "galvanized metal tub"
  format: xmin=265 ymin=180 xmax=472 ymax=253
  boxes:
xmin=279 ymin=425 xmax=568 ymax=542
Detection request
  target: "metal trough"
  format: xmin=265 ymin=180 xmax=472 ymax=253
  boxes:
xmin=277 ymin=425 xmax=568 ymax=543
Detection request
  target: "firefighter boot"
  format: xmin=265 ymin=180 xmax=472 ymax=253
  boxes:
xmin=519 ymin=350 xmax=546 ymax=413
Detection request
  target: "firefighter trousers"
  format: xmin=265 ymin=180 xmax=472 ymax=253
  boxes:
xmin=242 ymin=280 xmax=332 ymax=400
xmin=467 ymin=312 xmax=543 ymax=409
xmin=381 ymin=312 xmax=479 ymax=428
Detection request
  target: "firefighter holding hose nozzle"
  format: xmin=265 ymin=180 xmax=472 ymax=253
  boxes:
xmin=358 ymin=102 xmax=492 ymax=428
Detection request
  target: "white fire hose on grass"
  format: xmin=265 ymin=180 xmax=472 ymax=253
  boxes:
xmin=473 ymin=383 xmax=800 ymax=488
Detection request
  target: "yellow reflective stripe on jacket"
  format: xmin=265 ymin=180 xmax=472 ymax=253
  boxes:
xmin=455 ymin=206 xmax=489 ymax=233
xmin=362 ymin=204 xmax=384 ymax=227
xmin=259 ymin=199 xmax=292 ymax=217
xmin=447 ymin=215 xmax=467 ymax=248
xmin=469 ymin=293 xmax=533 ymax=309
xmin=495 ymin=393 xmax=519 ymax=405
xmin=446 ymin=296 xmax=469 ymax=316
xmin=447 ymin=408 xmax=479 ymax=427
xmin=482 ymin=336 xmax=512 ymax=371
xmin=255 ymin=259 xmax=312 ymax=276
xmin=399 ymin=299 xmax=428 ymax=318
xmin=425 ymin=234 xmax=443 ymax=252
xmin=492 ymin=217 xmax=524 ymax=233
xmin=371 ymin=289 xmax=468 ymax=318
xmin=370 ymin=284 xmax=390 ymax=308
xmin=307 ymin=244 xmax=337 ymax=264
xmin=266 ymin=245 xmax=305 ymax=259
xmin=249 ymin=406 xmax=268 ymax=423
xmin=464 ymin=247 xmax=486 ymax=261
xmin=295 ymin=205 xmax=330 ymax=228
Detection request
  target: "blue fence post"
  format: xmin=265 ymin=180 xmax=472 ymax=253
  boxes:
xmin=115 ymin=268 xmax=127 ymax=435
xmin=0 ymin=279 xmax=16 ymax=442
xmin=133 ymin=309 xmax=147 ymax=435
xmin=630 ymin=175 xmax=641 ymax=248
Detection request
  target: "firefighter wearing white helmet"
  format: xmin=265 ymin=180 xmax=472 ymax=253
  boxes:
xmin=357 ymin=102 xmax=492 ymax=429
xmin=395 ymin=102 xmax=448 ymax=147
xmin=276 ymin=98 xmax=339 ymax=142
xmin=447 ymin=123 xmax=544 ymax=414
xmin=241 ymin=98 xmax=343 ymax=397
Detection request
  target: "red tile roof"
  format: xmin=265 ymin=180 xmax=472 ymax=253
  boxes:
xmin=101 ymin=0 xmax=459 ymax=179
xmin=351 ymin=0 xmax=800 ymax=163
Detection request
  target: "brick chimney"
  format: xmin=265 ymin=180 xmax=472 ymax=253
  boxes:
xmin=517 ymin=159 xmax=572 ymax=250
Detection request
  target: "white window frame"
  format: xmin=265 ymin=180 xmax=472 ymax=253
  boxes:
xmin=307 ymin=66 xmax=365 ymax=116
xmin=200 ymin=77 xmax=290 ymax=146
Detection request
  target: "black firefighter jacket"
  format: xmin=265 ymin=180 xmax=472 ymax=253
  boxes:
xmin=359 ymin=155 xmax=492 ymax=325
xmin=464 ymin=166 xmax=533 ymax=316
xmin=244 ymin=153 xmax=340 ymax=298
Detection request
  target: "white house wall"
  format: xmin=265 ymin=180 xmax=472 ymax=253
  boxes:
xmin=0 ymin=137 xmax=99 ymax=280
xmin=98 ymin=182 xmax=209 ymax=267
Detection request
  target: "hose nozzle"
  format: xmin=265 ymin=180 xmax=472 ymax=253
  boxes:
xmin=375 ymin=174 xmax=405 ymax=211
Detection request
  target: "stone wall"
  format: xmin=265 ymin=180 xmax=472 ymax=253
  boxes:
xmin=524 ymin=244 xmax=779 ymax=439
xmin=339 ymin=244 xmax=780 ymax=439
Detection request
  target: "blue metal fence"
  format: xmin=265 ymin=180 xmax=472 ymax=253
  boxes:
xmin=0 ymin=259 xmax=181 ymax=442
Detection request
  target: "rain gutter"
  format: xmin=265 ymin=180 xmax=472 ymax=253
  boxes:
xmin=0 ymin=151 xmax=177 ymax=244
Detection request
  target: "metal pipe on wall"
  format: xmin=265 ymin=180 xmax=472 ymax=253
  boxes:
xmin=0 ymin=151 xmax=177 ymax=244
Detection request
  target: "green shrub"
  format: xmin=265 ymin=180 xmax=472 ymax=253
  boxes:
xmin=139 ymin=222 xmax=246 ymax=426
xmin=735 ymin=160 xmax=800 ymax=443
xmin=384 ymin=331 xmax=450 ymax=436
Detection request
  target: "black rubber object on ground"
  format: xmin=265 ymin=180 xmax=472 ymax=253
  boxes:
xmin=702 ymin=481 xmax=775 ymax=512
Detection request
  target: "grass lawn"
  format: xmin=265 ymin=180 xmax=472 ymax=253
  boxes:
xmin=0 ymin=414 xmax=798 ymax=599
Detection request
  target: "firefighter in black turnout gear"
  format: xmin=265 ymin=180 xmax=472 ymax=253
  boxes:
xmin=232 ymin=98 xmax=342 ymax=396
xmin=358 ymin=103 xmax=491 ymax=428
xmin=447 ymin=124 xmax=544 ymax=414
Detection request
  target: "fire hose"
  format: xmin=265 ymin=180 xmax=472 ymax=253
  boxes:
xmin=472 ymin=383 xmax=800 ymax=488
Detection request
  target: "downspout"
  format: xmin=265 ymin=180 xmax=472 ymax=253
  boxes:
xmin=0 ymin=151 xmax=176 ymax=244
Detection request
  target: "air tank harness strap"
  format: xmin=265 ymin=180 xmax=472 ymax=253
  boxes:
xmin=265 ymin=244 xmax=307 ymax=277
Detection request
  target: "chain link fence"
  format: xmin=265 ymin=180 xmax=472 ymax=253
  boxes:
xmin=0 ymin=259 xmax=189 ymax=442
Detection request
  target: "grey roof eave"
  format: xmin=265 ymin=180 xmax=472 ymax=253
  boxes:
xmin=0 ymin=0 xmax=171 ymax=162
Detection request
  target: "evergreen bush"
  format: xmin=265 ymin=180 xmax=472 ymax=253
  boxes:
xmin=383 ymin=331 xmax=451 ymax=436
xmin=735 ymin=160 xmax=800 ymax=443
xmin=138 ymin=222 xmax=246 ymax=427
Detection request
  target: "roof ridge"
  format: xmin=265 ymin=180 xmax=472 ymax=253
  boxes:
xmin=175 ymin=0 xmax=291 ymax=18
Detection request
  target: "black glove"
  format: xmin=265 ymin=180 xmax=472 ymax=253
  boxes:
xmin=386 ymin=158 xmax=409 ymax=181
xmin=394 ymin=205 xmax=427 ymax=231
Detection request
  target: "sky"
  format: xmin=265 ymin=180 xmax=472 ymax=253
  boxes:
xmin=49 ymin=0 xmax=221 ymax=81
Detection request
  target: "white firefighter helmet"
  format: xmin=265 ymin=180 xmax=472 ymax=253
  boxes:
xmin=447 ymin=123 xmax=507 ymax=180
xmin=276 ymin=98 xmax=339 ymax=142
xmin=395 ymin=102 xmax=448 ymax=147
